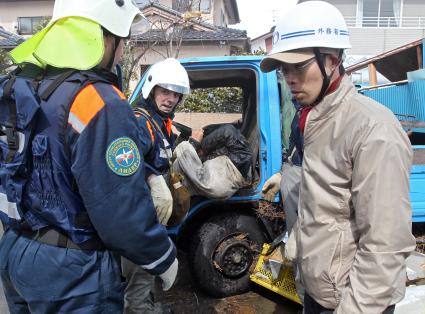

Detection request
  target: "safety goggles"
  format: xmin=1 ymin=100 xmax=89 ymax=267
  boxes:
xmin=280 ymin=57 xmax=317 ymax=77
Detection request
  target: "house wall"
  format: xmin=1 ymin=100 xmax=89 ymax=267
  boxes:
xmin=161 ymin=0 xmax=173 ymax=8
xmin=348 ymin=28 xmax=425 ymax=55
xmin=173 ymin=112 xmax=241 ymax=130
xmin=326 ymin=0 xmax=357 ymax=17
xmin=139 ymin=43 xmax=230 ymax=63
xmin=212 ymin=0 xmax=229 ymax=27
xmin=310 ymin=0 xmax=425 ymax=18
xmin=0 ymin=1 xmax=53 ymax=33
xmin=265 ymin=37 xmax=272 ymax=52
xmin=299 ymin=0 xmax=356 ymax=16
xmin=155 ymin=0 xmax=228 ymax=26
xmin=251 ymin=34 xmax=272 ymax=53
xmin=0 ymin=0 xmax=233 ymax=34
xmin=403 ymin=0 xmax=425 ymax=18
xmin=297 ymin=0 xmax=425 ymax=56
xmin=250 ymin=38 xmax=266 ymax=52
xmin=128 ymin=43 xmax=231 ymax=91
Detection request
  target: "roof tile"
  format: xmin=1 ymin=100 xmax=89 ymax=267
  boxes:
xmin=0 ymin=27 xmax=24 ymax=49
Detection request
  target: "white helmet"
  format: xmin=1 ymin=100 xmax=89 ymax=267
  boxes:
xmin=261 ymin=0 xmax=351 ymax=72
xmin=142 ymin=58 xmax=190 ymax=99
xmin=51 ymin=0 xmax=148 ymax=38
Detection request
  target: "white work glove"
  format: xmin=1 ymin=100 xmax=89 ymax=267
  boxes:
xmin=147 ymin=175 xmax=173 ymax=225
xmin=261 ymin=172 xmax=282 ymax=202
xmin=159 ymin=258 xmax=178 ymax=291
xmin=284 ymin=230 xmax=297 ymax=264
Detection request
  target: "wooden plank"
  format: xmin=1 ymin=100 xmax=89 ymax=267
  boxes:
xmin=413 ymin=149 xmax=425 ymax=165
xmin=401 ymin=121 xmax=425 ymax=129
xmin=368 ymin=63 xmax=378 ymax=86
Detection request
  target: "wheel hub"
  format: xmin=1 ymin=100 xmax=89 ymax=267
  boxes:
xmin=213 ymin=234 xmax=253 ymax=278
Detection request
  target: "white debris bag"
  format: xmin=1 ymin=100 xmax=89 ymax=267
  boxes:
xmin=172 ymin=141 xmax=245 ymax=199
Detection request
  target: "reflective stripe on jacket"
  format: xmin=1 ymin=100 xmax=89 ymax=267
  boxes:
xmin=2 ymin=69 xmax=175 ymax=275
xmin=66 ymin=80 xmax=175 ymax=274
xmin=296 ymin=75 xmax=416 ymax=312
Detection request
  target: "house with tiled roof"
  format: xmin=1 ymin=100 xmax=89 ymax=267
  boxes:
xmin=251 ymin=0 xmax=425 ymax=85
xmin=0 ymin=0 xmax=52 ymax=36
xmin=0 ymin=0 xmax=247 ymax=89
xmin=0 ymin=26 xmax=24 ymax=49
xmin=0 ymin=0 xmax=248 ymax=64
xmin=134 ymin=1 xmax=248 ymax=65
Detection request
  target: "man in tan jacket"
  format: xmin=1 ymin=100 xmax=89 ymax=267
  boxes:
xmin=260 ymin=1 xmax=416 ymax=313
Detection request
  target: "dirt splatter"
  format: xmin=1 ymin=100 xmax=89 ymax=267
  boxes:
xmin=256 ymin=201 xmax=285 ymax=220
xmin=156 ymin=251 xmax=302 ymax=314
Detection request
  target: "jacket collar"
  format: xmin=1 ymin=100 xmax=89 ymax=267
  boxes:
xmin=308 ymin=75 xmax=355 ymax=123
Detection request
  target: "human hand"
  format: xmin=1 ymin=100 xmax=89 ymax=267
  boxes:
xmin=159 ymin=258 xmax=178 ymax=291
xmin=147 ymin=175 xmax=173 ymax=224
xmin=261 ymin=172 xmax=282 ymax=202
xmin=284 ymin=231 xmax=297 ymax=265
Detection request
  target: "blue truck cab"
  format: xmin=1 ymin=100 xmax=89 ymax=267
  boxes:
xmin=130 ymin=55 xmax=425 ymax=298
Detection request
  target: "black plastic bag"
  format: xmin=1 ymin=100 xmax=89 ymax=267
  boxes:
xmin=201 ymin=124 xmax=252 ymax=178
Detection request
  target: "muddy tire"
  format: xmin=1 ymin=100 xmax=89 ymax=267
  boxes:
xmin=189 ymin=213 xmax=266 ymax=297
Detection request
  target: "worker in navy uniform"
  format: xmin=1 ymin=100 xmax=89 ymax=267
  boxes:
xmin=123 ymin=58 xmax=203 ymax=314
xmin=0 ymin=1 xmax=178 ymax=313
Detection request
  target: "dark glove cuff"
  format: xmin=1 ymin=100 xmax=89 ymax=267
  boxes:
xmin=188 ymin=137 xmax=202 ymax=151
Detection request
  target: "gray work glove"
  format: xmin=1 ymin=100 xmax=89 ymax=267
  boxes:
xmin=284 ymin=230 xmax=297 ymax=265
xmin=147 ymin=174 xmax=173 ymax=225
xmin=261 ymin=172 xmax=282 ymax=202
xmin=159 ymin=258 xmax=178 ymax=291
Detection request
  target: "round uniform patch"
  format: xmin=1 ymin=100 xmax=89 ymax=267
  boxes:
xmin=106 ymin=137 xmax=141 ymax=176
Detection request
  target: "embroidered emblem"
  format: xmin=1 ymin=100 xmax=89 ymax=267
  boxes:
xmin=106 ymin=137 xmax=141 ymax=176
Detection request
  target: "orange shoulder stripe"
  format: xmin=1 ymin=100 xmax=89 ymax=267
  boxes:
xmin=69 ymin=84 xmax=105 ymax=129
xmin=146 ymin=120 xmax=155 ymax=143
xmin=112 ymin=85 xmax=127 ymax=100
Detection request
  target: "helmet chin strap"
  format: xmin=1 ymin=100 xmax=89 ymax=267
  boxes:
xmin=105 ymin=36 xmax=121 ymax=71
xmin=313 ymin=48 xmax=330 ymax=105
xmin=312 ymin=48 xmax=343 ymax=105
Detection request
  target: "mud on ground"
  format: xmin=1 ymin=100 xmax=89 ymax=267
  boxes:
xmin=155 ymin=251 xmax=302 ymax=314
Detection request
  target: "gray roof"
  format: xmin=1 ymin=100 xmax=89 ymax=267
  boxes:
xmin=132 ymin=27 xmax=247 ymax=42
xmin=0 ymin=27 xmax=24 ymax=49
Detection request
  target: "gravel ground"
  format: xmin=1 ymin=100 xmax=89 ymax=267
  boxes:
xmin=1 ymin=223 xmax=424 ymax=313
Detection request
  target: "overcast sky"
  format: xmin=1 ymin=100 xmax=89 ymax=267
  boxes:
xmin=233 ymin=0 xmax=299 ymax=39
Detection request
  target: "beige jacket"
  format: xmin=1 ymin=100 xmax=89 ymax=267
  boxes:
xmin=295 ymin=75 xmax=416 ymax=313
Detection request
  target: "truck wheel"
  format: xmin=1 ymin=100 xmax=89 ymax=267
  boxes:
xmin=189 ymin=213 xmax=266 ymax=297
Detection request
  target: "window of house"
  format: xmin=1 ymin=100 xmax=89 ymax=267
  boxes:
xmin=172 ymin=0 xmax=211 ymax=13
xmin=134 ymin=0 xmax=151 ymax=7
xmin=220 ymin=10 xmax=226 ymax=27
xmin=17 ymin=16 xmax=44 ymax=35
xmin=191 ymin=0 xmax=211 ymax=13
xmin=359 ymin=0 xmax=402 ymax=27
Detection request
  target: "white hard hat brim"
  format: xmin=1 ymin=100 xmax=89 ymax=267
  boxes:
xmin=51 ymin=0 xmax=145 ymax=38
xmin=260 ymin=47 xmax=344 ymax=72
xmin=260 ymin=50 xmax=314 ymax=72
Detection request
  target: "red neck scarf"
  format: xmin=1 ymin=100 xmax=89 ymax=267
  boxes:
xmin=164 ymin=118 xmax=173 ymax=137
